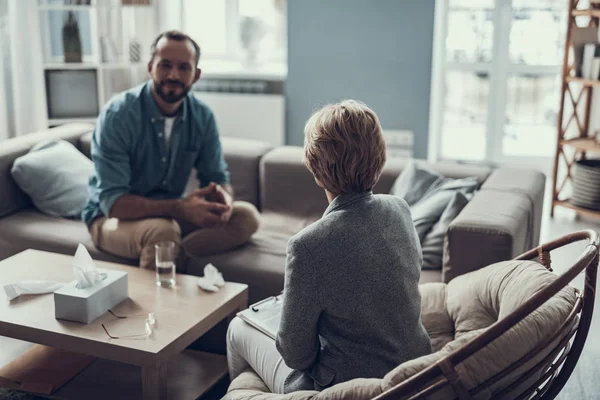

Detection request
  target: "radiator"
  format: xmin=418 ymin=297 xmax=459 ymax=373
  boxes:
xmin=193 ymin=79 xmax=285 ymax=146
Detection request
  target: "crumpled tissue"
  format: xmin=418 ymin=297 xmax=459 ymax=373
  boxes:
xmin=197 ymin=263 xmax=225 ymax=292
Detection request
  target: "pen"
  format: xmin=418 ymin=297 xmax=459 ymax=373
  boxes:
xmin=251 ymin=294 xmax=282 ymax=312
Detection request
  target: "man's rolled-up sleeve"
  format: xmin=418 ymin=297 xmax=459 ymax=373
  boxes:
xmin=195 ymin=111 xmax=230 ymax=187
xmin=91 ymin=111 xmax=132 ymax=217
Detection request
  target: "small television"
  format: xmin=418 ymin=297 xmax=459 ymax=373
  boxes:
xmin=44 ymin=69 xmax=99 ymax=119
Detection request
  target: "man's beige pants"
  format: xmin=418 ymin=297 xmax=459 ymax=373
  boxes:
xmin=89 ymin=201 xmax=260 ymax=269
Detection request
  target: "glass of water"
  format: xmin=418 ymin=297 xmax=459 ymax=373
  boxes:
xmin=155 ymin=241 xmax=176 ymax=288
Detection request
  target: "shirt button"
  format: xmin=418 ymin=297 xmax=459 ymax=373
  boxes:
xmin=151 ymin=118 xmax=155 ymax=122
xmin=161 ymin=157 xmax=166 ymax=162
xmin=162 ymin=180 xmax=167 ymax=185
xmin=158 ymin=132 xmax=163 ymax=137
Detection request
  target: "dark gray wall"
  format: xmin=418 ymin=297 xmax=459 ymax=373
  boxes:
xmin=286 ymin=0 xmax=435 ymax=158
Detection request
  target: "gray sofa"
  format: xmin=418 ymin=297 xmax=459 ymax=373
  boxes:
xmin=0 ymin=124 xmax=546 ymax=304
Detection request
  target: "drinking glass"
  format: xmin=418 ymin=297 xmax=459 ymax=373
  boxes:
xmin=155 ymin=241 xmax=176 ymax=288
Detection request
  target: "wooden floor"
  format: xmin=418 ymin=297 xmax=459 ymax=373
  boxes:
xmin=541 ymin=190 xmax=600 ymax=400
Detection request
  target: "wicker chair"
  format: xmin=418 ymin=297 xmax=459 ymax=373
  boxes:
xmin=224 ymin=230 xmax=599 ymax=400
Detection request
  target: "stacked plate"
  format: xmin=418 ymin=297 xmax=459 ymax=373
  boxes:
xmin=572 ymin=159 xmax=600 ymax=210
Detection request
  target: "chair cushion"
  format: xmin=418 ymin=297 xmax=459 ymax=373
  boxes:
xmin=383 ymin=259 xmax=577 ymax=397
xmin=0 ymin=209 xmax=134 ymax=265
xmin=10 ymin=140 xmax=94 ymax=219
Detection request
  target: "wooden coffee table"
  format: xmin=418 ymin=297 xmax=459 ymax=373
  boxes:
xmin=0 ymin=249 xmax=248 ymax=399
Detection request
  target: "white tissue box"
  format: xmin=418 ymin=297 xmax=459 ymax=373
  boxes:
xmin=54 ymin=269 xmax=128 ymax=324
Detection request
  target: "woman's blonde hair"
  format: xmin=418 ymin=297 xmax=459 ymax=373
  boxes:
xmin=304 ymin=100 xmax=386 ymax=194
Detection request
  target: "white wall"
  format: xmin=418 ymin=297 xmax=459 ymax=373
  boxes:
xmin=195 ymin=92 xmax=285 ymax=146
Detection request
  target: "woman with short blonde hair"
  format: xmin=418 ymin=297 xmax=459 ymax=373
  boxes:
xmin=304 ymin=99 xmax=386 ymax=195
xmin=227 ymin=100 xmax=430 ymax=394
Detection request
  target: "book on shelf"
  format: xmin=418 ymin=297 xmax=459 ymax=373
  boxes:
xmin=573 ymin=26 xmax=599 ymax=77
xmin=593 ymin=45 xmax=600 ymax=81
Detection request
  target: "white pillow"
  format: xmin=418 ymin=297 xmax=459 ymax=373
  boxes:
xmin=10 ymin=140 xmax=94 ymax=219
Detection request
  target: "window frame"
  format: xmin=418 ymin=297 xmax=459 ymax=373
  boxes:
xmin=181 ymin=0 xmax=286 ymax=63
xmin=428 ymin=0 xmax=565 ymax=171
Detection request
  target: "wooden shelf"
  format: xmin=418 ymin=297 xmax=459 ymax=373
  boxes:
xmin=561 ymin=137 xmax=600 ymax=152
xmin=553 ymin=4 xmax=600 ymax=220
xmin=565 ymin=76 xmax=600 ymax=86
xmin=554 ymin=200 xmax=600 ymax=218
xmin=571 ymin=9 xmax=600 ymax=18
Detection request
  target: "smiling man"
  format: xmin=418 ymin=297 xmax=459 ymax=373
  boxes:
xmin=82 ymin=30 xmax=260 ymax=269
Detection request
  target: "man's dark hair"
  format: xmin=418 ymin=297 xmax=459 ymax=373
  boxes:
xmin=149 ymin=30 xmax=201 ymax=66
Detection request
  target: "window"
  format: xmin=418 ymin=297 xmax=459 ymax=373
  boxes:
xmin=182 ymin=0 xmax=286 ymax=63
xmin=431 ymin=0 xmax=571 ymax=168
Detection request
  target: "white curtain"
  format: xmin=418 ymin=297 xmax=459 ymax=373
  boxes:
xmin=5 ymin=0 xmax=47 ymax=138
xmin=0 ymin=0 xmax=11 ymax=140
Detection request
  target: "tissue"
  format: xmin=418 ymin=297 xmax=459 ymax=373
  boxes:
xmin=197 ymin=264 xmax=225 ymax=292
xmin=54 ymin=244 xmax=128 ymax=323
xmin=4 ymin=280 xmax=64 ymax=301
xmin=73 ymin=243 xmax=107 ymax=289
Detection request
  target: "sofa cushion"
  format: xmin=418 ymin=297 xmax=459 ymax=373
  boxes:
xmin=480 ymin=168 xmax=546 ymax=251
xmin=0 ymin=209 xmax=134 ymax=265
xmin=443 ymin=190 xmax=531 ymax=283
xmin=10 ymin=140 xmax=94 ymax=219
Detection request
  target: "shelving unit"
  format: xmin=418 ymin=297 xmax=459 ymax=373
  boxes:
xmin=36 ymin=0 xmax=157 ymax=127
xmin=552 ymin=1 xmax=600 ymax=217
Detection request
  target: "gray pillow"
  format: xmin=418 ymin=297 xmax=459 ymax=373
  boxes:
xmin=11 ymin=140 xmax=94 ymax=219
xmin=408 ymin=176 xmax=479 ymax=241
xmin=390 ymin=161 xmax=444 ymax=206
xmin=421 ymin=192 xmax=469 ymax=270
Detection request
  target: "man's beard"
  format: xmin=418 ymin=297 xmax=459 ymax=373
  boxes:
xmin=154 ymin=79 xmax=191 ymax=104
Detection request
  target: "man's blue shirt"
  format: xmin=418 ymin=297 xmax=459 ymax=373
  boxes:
xmin=82 ymin=81 xmax=229 ymax=225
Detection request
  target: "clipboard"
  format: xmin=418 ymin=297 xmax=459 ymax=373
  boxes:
xmin=236 ymin=294 xmax=282 ymax=340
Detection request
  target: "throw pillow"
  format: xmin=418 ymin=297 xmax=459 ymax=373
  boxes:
xmin=10 ymin=140 xmax=94 ymax=219
xmin=422 ymin=192 xmax=469 ymax=269
xmin=390 ymin=161 xmax=445 ymax=207
xmin=410 ymin=176 xmax=479 ymax=241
